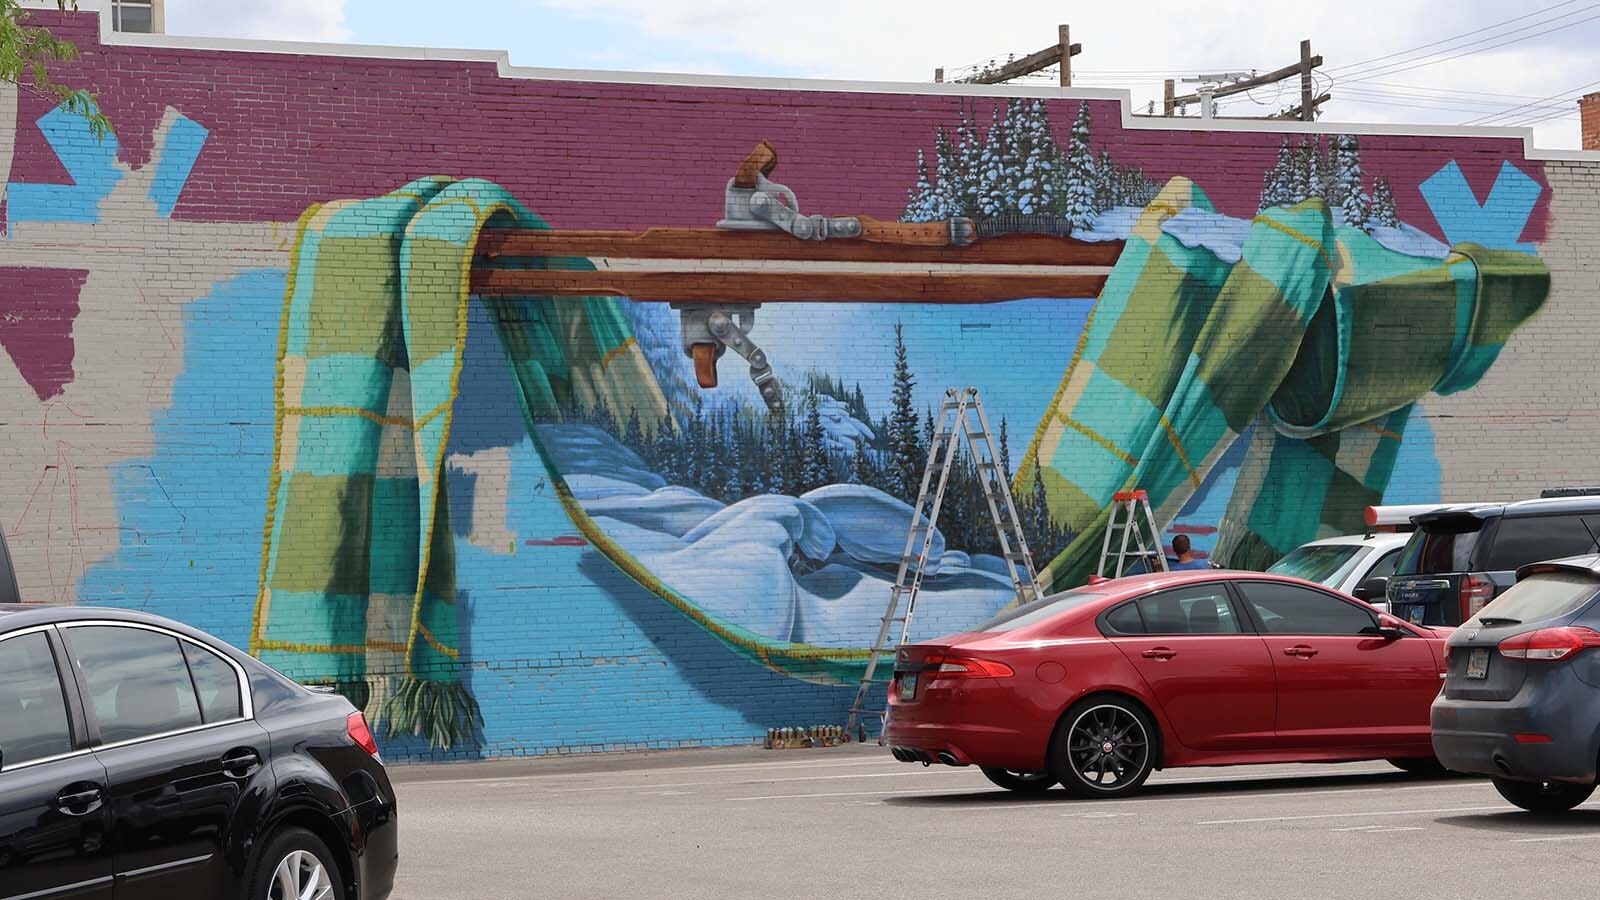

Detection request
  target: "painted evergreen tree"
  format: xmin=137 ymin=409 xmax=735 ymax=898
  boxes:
xmin=850 ymin=383 xmax=870 ymax=424
xmin=800 ymin=393 xmax=831 ymax=493
xmin=1337 ymin=134 xmax=1370 ymax=231
xmin=889 ymin=323 xmax=922 ymax=502
xmin=956 ymin=105 xmax=986 ymax=218
xmin=1371 ymin=176 xmax=1400 ymax=228
xmin=1260 ymin=137 xmax=1294 ymax=210
xmin=904 ymin=148 xmax=935 ymax=222
xmin=998 ymin=417 xmax=1013 ymax=481
xmin=1302 ymin=137 xmax=1324 ymax=202
xmin=929 ymin=126 xmax=961 ymax=220
xmin=1016 ymin=100 xmax=1057 ymax=214
xmin=1061 ymin=101 xmax=1098 ymax=230
xmin=624 ymin=407 xmax=645 ymax=452
xmin=1093 ymin=150 xmax=1115 ymax=211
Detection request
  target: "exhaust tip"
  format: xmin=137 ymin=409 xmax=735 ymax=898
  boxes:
xmin=937 ymin=751 xmax=959 ymax=766
xmin=1493 ymin=755 xmax=1513 ymax=776
xmin=891 ymin=747 xmax=911 ymax=762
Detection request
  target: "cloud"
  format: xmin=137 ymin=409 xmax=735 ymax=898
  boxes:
xmin=166 ymin=0 xmax=351 ymax=42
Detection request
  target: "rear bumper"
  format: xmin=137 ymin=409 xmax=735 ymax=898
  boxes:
xmin=1432 ymin=688 xmax=1599 ymax=784
xmin=884 ymin=720 xmax=1040 ymax=770
xmin=350 ymin=781 xmax=399 ymax=900
xmin=885 ymin=682 xmax=1048 ymax=771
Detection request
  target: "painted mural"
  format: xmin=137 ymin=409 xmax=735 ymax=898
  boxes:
xmin=0 ymin=13 xmax=1570 ymax=758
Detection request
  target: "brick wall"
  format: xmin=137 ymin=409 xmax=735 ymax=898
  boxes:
xmin=1582 ymin=92 xmax=1600 ymax=151
xmin=2 ymin=10 xmax=1598 ymax=761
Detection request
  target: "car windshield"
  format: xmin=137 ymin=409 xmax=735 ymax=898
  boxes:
xmin=973 ymin=588 xmax=1105 ymax=633
xmin=1395 ymin=516 xmax=1484 ymax=575
xmin=1267 ymin=545 xmax=1367 ymax=586
xmin=1468 ymin=571 xmax=1600 ymax=626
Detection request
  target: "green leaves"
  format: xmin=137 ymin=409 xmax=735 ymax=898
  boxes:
xmin=1 ymin=0 xmax=112 ymax=139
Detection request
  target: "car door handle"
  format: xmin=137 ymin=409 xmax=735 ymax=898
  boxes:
xmin=1284 ymin=645 xmax=1319 ymax=658
xmin=1142 ymin=648 xmax=1178 ymax=660
xmin=220 ymin=748 xmax=262 ymax=779
xmin=55 ymin=785 xmax=103 ymax=816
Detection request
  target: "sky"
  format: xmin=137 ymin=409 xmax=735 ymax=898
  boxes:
xmin=161 ymin=0 xmax=1599 ymax=150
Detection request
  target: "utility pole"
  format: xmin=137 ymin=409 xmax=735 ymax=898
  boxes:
xmin=939 ymin=24 xmax=1083 ymax=85
xmin=1299 ymin=39 xmax=1315 ymax=121
xmin=1164 ymin=39 xmax=1326 ymax=120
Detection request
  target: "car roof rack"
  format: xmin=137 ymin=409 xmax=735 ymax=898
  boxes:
xmin=1540 ymin=486 xmax=1600 ymax=499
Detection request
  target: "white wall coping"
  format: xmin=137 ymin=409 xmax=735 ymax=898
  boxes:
xmin=25 ymin=0 xmax=1600 ymax=163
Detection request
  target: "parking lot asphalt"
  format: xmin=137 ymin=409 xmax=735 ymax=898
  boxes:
xmin=388 ymin=745 xmax=1600 ymax=900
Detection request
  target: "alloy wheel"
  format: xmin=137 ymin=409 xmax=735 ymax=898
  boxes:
xmin=1065 ymin=704 xmax=1149 ymax=792
xmin=270 ymin=849 xmax=334 ymax=900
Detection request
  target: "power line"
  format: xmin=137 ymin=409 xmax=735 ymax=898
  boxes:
xmin=1325 ymin=0 xmax=1588 ymax=74
xmin=1337 ymin=85 xmax=1576 ymax=115
xmin=1334 ymin=7 xmax=1600 ymax=86
xmin=1460 ymin=76 xmax=1600 ymax=125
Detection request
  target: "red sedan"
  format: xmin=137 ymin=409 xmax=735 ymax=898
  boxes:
xmin=885 ymin=570 xmax=1449 ymax=798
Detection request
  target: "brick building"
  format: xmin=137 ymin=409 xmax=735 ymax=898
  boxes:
xmin=2 ymin=4 xmax=1598 ymax=760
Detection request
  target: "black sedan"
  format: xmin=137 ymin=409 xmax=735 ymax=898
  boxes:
xmin=0 ymin=605 xmax=397 ymax=900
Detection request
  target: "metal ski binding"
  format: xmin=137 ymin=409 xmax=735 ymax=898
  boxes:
xmin=716 ymin=140 xmax=861 ymax=241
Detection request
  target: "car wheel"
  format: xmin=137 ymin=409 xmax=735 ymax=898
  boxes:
xmin=1387 ymin=757 xmax=1446 ymax=776
xmin=1050 ymin=697 xmax=1157 ymax=799
xmin=980 ymin=766 xmax=1057 ymax=793
xmin=1492 ymin=777 xmax=1596 ymax=814
xmin=247 ymin=827 xmax=346 ymax=900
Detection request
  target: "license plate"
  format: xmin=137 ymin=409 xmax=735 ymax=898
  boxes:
xmin=1466 ymin=648 xmax=1490 ymax=680
xmin=897 ymin=673 xmax=917 ymax=701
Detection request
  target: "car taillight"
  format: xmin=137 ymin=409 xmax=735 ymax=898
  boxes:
xmin=1460 ymin=574 xmax=1494 ymax=619
xmin=924 ymin=654 xmax=1014 ymax=679
xmin=1498 ymin=627 xmax=1600 ymax=661
xmin=347 ymin=711 xmax=381 ymax=757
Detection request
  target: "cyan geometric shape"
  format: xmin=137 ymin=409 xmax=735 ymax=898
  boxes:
xmin=1419 ymin=160 xmax=1542 ymax=253
xmin=6 ymin=104 xmax=125 ymax=225
xmin=148 ymin=115 xmax=209 ymax=218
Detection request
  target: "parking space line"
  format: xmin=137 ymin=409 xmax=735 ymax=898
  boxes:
xmin=1199 ymin=805 xmax=1507 ymax=825
xmin=723 ymin=788 xmax=959 ymax=801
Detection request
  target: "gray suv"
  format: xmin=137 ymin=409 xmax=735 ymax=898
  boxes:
xmin=1433 ymin=556 xmax=1600 ymax=812
xmin=1386 ymin=495 xmax=1600 ymax=627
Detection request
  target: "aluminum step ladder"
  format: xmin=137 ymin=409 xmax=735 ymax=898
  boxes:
xmin=845 ymin=387 xmax=1044 ymax=742
xmin=1096 ymin=489 xmax=1169 ymax=579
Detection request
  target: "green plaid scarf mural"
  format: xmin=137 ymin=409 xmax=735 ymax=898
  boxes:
xmin=1020 ymin=177 xmax=1550 ymax=592
xmin=252 ymin=177 xmax=668 ymax=749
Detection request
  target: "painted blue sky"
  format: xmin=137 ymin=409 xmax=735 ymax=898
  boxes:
xmin=159 ymin=0 xmax=1598 ymax=151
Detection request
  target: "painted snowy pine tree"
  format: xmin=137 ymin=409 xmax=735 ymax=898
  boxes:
xmin=927 ymin=127 xmax=960 ymax=220
xmin=976 ymin=105 xmax=1012 ymax=216
xmin=1259 ymin=137 xmax=1293 ymax=210
xmin=904 ymin=148 xmax=936 ymax=222
xmin=1016 ymin=100 xmax=1057 ymax=214
xmin=1371 ymin=176 xmax=1400 ymax=228
xmin=1061 ymin=101 xmax=1098 ymax=230
xmin=956 ymin=106 xmax=986 ymax=218
xmin=1335 ymin=134 xmax=1370 ymax=231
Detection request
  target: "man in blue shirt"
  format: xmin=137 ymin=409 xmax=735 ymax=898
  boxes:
xmin=1169 ymin=534 xmax=1211 ymax=570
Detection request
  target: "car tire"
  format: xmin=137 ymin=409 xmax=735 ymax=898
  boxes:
xmin=1049 ymin=696 xmax=1158 ymax=800
xmin=1492 ymin=777 xmax=1596 ymax=814
xmin=1387 ymin=757 xmax=1446 ymax=776
xmin=247 ymin=826 xmax=347 ymax=900
xmin=980 ymin=766 xmax=1057 ymax=793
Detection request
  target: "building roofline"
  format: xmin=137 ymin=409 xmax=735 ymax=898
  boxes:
xmin=34 ymin=0 xmax=1600 ymax=163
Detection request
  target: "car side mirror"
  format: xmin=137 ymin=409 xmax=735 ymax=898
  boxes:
xmin=1353 ymin=576 xmax=1390 ymax=602
xmin=1373 ymin=612 xmax=1407 ymax=640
